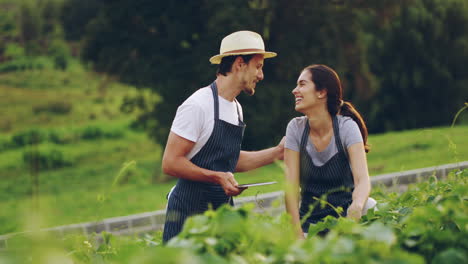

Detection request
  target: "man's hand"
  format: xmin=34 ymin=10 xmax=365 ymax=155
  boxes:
xmin=217 ymin=172 xmax=247 ymax=196
xmin=346 ymin=202 xmax=363 ymax=221
xmin=276 ymin=136 xmax=285 ymax=160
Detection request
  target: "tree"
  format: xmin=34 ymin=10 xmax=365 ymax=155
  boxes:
xmin=74 ymin=0 xmax=468 ymax=148
xmin=368 ymin=0 xmax=468 ymax=132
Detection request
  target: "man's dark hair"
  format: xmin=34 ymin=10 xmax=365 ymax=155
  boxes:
xmin=217 ymin=54 xmax=255 ymax=76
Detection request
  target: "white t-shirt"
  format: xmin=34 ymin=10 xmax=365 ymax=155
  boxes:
xmin=171 ymin=85 xmax=243 ymax=160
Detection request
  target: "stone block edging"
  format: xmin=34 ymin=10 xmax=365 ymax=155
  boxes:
xmin=0 ymin=161 xmax=466 ymax=248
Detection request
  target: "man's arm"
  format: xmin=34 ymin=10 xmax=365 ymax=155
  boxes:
xmin=235 ymin=137 xmax=285 ymax=172
xmin=162 ymin=132 xmax=243 ymax=196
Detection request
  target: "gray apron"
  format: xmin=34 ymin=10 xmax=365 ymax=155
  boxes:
xmin=163 ymin=82 xmax=245 ymax=242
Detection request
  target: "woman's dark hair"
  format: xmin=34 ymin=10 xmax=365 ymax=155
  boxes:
xmin=217 ymin=54 xmax=254 ymax=76
xmin=304 ymin=64 xmax=370 ymax=153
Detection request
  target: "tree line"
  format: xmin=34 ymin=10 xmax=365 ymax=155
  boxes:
xmin=2 ymin=0 xmax=468 ymax=149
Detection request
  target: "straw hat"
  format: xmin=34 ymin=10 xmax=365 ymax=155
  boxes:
xmin=209 ymin=31 xmax=277 ymax=64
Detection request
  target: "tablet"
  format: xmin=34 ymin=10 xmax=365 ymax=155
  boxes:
xmin=238 ymin=181 xmax=277 ymax=188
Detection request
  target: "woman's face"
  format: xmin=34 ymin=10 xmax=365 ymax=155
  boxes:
xmin=292 ymin=70 xmax=323 ymax=112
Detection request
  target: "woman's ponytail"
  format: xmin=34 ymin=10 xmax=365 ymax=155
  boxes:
xmin=340 ymin=101 xmax=370 ymax=153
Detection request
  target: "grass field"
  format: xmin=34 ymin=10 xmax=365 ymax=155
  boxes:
xmin=0 ymin=67 xmax=467 ymax=235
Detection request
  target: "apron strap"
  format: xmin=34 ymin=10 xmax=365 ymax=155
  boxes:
xmin=300 ymin=119 xmax=310 ymax=149
xmin=332 ymin=115 xmax=348 ymax=161
xmin=233 ymin=98 xmax=243 ymax=126
xmin=210 ymin=82 xmax=220 ymax=120
xmin=211 ymin=81 xmax=243 ymax=125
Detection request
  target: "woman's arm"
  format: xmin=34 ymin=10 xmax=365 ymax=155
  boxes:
xmin=284 ymin=148 xmax=304 ymax=238
xmin=347 ymin=142 xmax=371 ymax=220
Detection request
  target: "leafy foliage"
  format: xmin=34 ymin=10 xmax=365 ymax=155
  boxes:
xmin=0 ymin=126 xmax=126 ymax=153
xmin=0 ymin=0 xmax=72 ymax=71
xmin=23 ymin=148 xmax=73 ymax=170
xmin=2 ymin=169 xmax=466 ymax=263
xmin=368 ymin=0 xmax=468 ymax=132
xmin=32 ymin=101 xmax=73 ymax=115
xmin=11 ymin=128 xmax=48 ymax=147
xmin=60 ymin=0 xmax=468 ymax=149
xmin=2 ymin=0 xmax=468 ymax=148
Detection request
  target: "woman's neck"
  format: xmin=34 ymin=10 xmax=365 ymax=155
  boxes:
xmin=305 ymin=108 xmax=333 ymax=137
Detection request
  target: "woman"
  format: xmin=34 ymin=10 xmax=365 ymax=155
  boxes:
xmin=284 ymin=64 xmax=376 ymax=238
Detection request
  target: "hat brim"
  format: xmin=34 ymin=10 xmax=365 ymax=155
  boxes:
xmin=209 ymin=51 xmax=277 ymax=64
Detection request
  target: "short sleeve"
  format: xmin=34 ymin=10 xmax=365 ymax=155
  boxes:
xmin=285 ymin=118 xmax=301 ymax=152
xmin=170 ymin=101 xmax=204 ymax=143
xmin=341 ymin=118 xmax=363 ymax=148
xmin=235 ymin=100 xmax=243 ymax=121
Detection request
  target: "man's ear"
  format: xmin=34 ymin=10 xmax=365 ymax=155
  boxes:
xmin=233 ymin=56 xmax=245 ymax=72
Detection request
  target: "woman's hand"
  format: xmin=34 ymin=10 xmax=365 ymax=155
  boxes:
xmin=297 ymin=230 xmax=306 ymax=240
xmin=347 ymin=202 xmax=363 ymax=221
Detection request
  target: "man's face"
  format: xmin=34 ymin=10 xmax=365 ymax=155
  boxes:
xmin=240 ymin=54 xmax=264 ymax=96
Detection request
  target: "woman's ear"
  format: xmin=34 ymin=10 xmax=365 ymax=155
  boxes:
xmin=317 ymin=89 xmax=327 ymax=99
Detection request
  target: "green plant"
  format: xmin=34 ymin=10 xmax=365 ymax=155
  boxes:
xmin=1 ymin=169 xmax=466 ymax=263
xmin=80 ymin=126 xmax=125 ymax=140
xmin=48 ymin=39 xmax=71 ymax=70
xmin=81 ymin=126 xmax=103 ymax=140
xmin=23 ymin=148 xmax=73 ymax=170
xmin=11 ymin=128 xmax=46 ymax=147
xmin=452 ymin=102 xmax=468 ymax=127
xmin=32 ymin=101 xmax=73 ymax=115
xmin=48 ymin=130 xmax=76 ymax=144
xmin=0 ymin=56 xmax=55 ymax=73
xmin=4 ymin=43 xmax=25 ymax=59
xmin=0 ymin=136 xmax=13 ymax=152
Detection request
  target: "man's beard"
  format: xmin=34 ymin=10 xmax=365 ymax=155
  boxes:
xmin=243 ymin=83 xmax=256 ymax=96
xmin=243 ymin=88 xmax=255 ymax=96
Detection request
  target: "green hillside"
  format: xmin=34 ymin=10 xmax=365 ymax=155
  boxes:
xmin=0 ymin=66 xmax=165 ymax=234
xmin=0 ymin=66 xmax=467 ymax=235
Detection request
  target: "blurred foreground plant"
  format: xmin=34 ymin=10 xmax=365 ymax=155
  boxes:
xmin=0 ymin=169 xmax=466 ymax=263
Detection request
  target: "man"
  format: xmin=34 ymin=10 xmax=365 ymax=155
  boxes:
xmin=162 ymin=31 xmax=284 ymax=242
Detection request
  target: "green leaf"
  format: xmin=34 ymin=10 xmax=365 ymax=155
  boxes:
xmin=362 ymin=222 xmax=396 ymax=245
xmin=432 ymin=248 xmax=467 ymax=264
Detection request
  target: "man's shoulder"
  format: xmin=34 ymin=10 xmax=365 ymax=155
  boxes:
xmin=179 ymin=86 xmax=213 ymax=109
xmin=183 ymin=86 xmax=212 ymax=106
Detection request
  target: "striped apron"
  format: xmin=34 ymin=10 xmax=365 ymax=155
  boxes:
xmin=162 ymin=82 xmax=245 ymax=242
xmin=299 ymin=115 xmax=354 ymax=233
